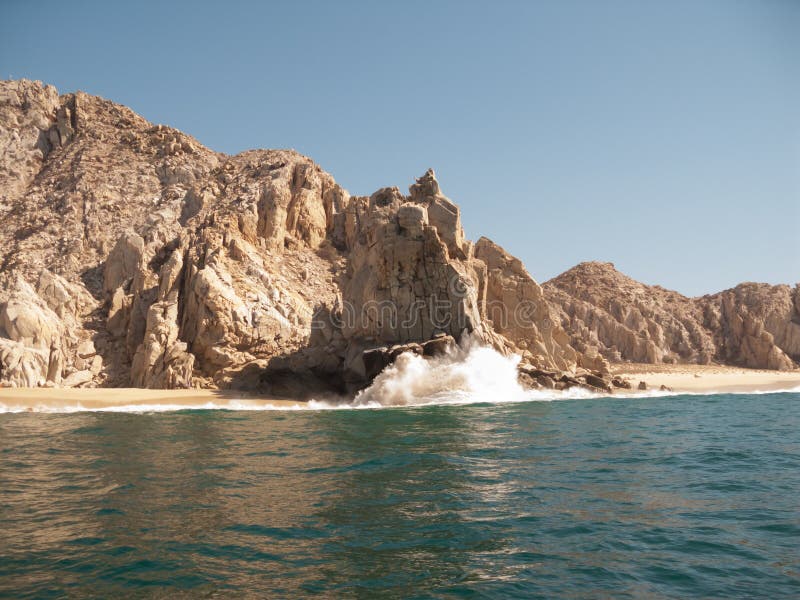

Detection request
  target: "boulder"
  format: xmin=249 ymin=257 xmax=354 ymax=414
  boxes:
xmin=611 ymin=376 xmax=631 ymax=389
xmin=584 ymin=373 xmax=613 ymax=393
xmin=62 ymin=370 xmax=93 ymax=388
xmin=518 ymin=372 xmax=540 ymax=390
xmin=422 ymin=334 xmax=455 ymax=357
xmin=361 ymin=346 xmax=392 ymax=381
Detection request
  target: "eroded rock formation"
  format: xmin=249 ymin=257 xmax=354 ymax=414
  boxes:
xmin=545 ymin=262 xmax=800 ymax=371
xmin=0 ymin=80 xmax=592 ymax=391
xmin=0 ymin=79 xmax=795 ymax=391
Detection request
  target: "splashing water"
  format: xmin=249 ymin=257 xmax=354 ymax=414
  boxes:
xmin=3 ymin=339 xmax=799 ymax=413
xmin=351 ymin=342 xmax=531 ymax=407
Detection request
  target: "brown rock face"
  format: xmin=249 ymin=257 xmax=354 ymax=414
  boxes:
xmin=0 ymin=270 xmax=96 ymax=387
xmin=545 ymin=262 xmax=799 ymax=371
xmin=0 ymin=80 xmax=794 ymax=390
xmin=474 ymin=238 xmax=586 ymax=372
xmin=0 ymin=80 xmax=589 ymax=391
xmin=704 ymin=283 xmax=800 ymax=371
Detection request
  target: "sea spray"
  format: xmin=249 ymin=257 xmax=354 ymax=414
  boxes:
xmin=3 ymin=350 xmax=799 ymax=412
xmin=352 ymin=341 xmax=530 ymax=407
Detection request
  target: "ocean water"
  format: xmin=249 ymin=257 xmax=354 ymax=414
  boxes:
xmin=1 ymin=392 xmax=799 ymax=598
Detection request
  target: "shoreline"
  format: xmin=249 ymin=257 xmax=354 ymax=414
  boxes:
xmin=0 ymin=388 xmax=306 ymax=412
xmin=611 ymin=363 xmax=800 ymax=394
xmin=0 ymin=364 xmax=798 ymax=412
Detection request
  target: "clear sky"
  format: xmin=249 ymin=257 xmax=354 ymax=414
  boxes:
xmin=2 ymin=0 xmax=797 ymax=296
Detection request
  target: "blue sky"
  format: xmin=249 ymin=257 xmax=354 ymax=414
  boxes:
xmin=2 ymin=0 xmax=797 ymax=295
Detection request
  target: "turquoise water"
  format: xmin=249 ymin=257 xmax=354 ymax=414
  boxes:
xmin=1 ymin=393 xmax=799 ymax=598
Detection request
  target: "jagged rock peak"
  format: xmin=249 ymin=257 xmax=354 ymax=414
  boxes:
xmin=409 ymin=168 xmax=441 ymax=199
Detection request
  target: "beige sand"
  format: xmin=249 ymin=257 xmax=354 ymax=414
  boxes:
xmin=0 ymin=388 xmax=305 ymax=412
xmin=1 ymin=365 xmax=798 ymax=412
xmin=612 ymin=363 xmax=800 ymax=394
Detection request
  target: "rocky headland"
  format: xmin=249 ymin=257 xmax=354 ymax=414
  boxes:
xmin=0 ymin=80 xmax=797 ymax=396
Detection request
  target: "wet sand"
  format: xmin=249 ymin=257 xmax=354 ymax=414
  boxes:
xmin=0 ymin=388 xmax=305 ymax=412
xmin=612 ymin=363 xmax=800 ymax=394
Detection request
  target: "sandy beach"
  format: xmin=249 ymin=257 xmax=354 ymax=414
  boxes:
xmin=0 ymin=388 xmax=305 ymax=412
xmin=612 ymin=363 xmax=800 ymax=394
xmin=1 ymin=364 xmax=798 ymax=412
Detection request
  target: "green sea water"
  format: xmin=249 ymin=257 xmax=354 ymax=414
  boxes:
xmin=1 ymin=393 xmax=799 ymax=598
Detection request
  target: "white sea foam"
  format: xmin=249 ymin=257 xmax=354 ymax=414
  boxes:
xmin=350 ymin=339 xmax=532 ymax=407
xmin=1 ymin=344 xmax=798 ymax=414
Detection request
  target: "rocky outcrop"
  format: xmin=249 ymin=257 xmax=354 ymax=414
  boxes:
xmin=703 ymin=283 xmax=800 ymax=370
xmin=129 ymin=248 xmax=194 ymax=388
xmin=0 ymin=270 xmax=98 ymax=387
xmin=474 ymin=238 xmax=595 ymax=372
xmin=336 ymin=182 xmax=481 ymax=385
xmin=0 ymin=81 xmax=219 ymax=285
xmin=545 ymin=262 xmax=799 ymax=371
xmin=0 ymin=82 xmax=57 ymax=206
xmin=330 ymin=171 xmax=594 ymax=388
xmin=0 ymin=79 xmax=795 ymax=391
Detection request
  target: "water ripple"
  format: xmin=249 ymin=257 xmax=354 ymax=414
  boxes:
xmin=0 ymin=393 xmax=799 ymax=597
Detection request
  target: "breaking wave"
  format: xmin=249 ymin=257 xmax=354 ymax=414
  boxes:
xmin=348 ymin=341 xmax=548 ymax=408
xmin=1 ymin=342 xmax=799 ymax=413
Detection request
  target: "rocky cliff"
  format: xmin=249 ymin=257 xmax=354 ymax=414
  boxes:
xmin=545 ymin=262 xmax=800 ymax=371
xmin=0 ymin=80 xmax=795 ymax=392
xmin=0 ymin=80 xmax=587 ymax=392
